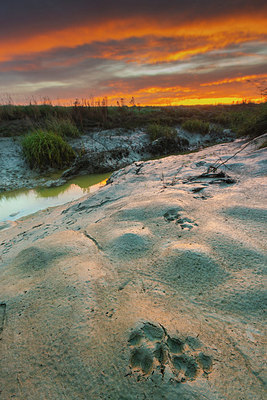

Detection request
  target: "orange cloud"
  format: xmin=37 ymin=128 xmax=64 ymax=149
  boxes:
xmin=201 ymin=74 xmax=267 ymax=86
xmin=0 ymin=15 xmax=266 ymax=62
xmin=136 ymin=87 xmax=193 ymax=94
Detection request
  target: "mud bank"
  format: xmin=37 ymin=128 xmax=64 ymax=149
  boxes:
xmin=0 ymin=127 xmax=234 ymax=193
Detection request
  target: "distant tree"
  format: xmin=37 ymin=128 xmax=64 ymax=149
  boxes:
xmin=73 ymin=98 xmax=80 ymax=107
xmin=261 ymin=87 xmax=267 ymax=102
xmin=129 ymin=96 xmax=135 ymax=106
xmin=101 ymin=97 xmax=108 ymax=107
xmin=42 ymin=96 xmax=52 ymax=105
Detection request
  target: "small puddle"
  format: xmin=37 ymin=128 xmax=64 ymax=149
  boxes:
xmin=0 ymin=173 xmax=110 ymax=223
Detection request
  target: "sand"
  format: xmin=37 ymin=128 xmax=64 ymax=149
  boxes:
xmin=0 ymin=137 xmax=266 ymax=399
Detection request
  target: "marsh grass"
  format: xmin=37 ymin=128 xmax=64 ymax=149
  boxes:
xmin=147 ymin=123 xmax=177 ymax=141
xmin=44 ymin=117 xmax=80 ymax=137
xmin=235 ymin=103 xmax=267 ymax=138
xmin=22 ymin=130 xmax=76 ymax=169
xmin=181 ymin=119 xmax=210 ymax=135
xmin=0 ymin=102 xmax=266 ymax=138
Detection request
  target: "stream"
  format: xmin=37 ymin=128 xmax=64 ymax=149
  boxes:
xmin=0 ymin=173 xmax=110 ymax=224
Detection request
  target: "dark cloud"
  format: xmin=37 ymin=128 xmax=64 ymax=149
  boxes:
xmin=1 ymin=34 xmax=265 ymax=74
xmin=1 ymin=0 xmax=266 ymax=40
xmin=0 ymin=36 xmax=209 ymax=72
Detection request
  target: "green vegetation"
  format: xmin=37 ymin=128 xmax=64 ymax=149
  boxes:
xmin=147 ymin=123 xmax=177 ymax=141
xmin=45 ymin=117 xmax=80 ymax=137
xmin=181 ymin=119 xmax=210 ymax=135
xmin=234 ymin=103 xmax=267 ymax=138
xmin=0 ymin=101 xmax=266 ymax=138
xmin=209 ymin=102 xmax=267 ymax=138
xmin=0 ymin=105 xmax=81 ymax=137
xmin=22 ymin=130 xmax=76 ymax=169
xmin=1 ymin=101 xmax=265 ymax=172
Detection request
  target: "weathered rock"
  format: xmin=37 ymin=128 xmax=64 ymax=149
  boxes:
xmin=0 ymin=139 xmax=266 ymax=399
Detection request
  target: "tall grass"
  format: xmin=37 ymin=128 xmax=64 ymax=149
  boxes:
xmin=147 ymin=123 xmax=177 ymax=141
xmin=0 ymin=102 xmax=266 ymax=137
xmin=234 ymin=103 xmax=267 ymax=138
xmin=22 ymin=130 xmax=76 ymax=169
xmin=44 ymin=117 xmax=80 ymax=137
xmin=181 ymin=119 xmax=210 ymax=135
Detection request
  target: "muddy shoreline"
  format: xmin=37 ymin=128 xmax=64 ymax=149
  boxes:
xmin=0 ymin=127 xmax=234 ymax=193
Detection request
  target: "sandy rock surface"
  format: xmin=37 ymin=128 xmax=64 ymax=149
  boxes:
xmin=0 ymin=138 xmax=266 ymax=399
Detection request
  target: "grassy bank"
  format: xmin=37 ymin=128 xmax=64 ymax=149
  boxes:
xmin=0 ymin=102 xmax=266 ymax=138
xmin=1 ymin=102 xmax=266 ymax=171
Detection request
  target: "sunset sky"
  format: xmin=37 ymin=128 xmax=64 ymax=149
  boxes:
xmin=0 ymin=0 xmax=267 ymax=106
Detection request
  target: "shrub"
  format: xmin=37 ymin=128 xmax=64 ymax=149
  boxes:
xmin=45 ymin=117 xmax=80 ymax=137
xmin=209 ymin=124 xmax=224 ymax=136
xmin=22 ymin=130 xmax=76 ymax=169
xmin=181 ymin=119 xmax=210 ymax=135
xmin=236 ymin=106 xmax=267 ymax=138
xmin=147 ymin=123 xmax=177 ymax=141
